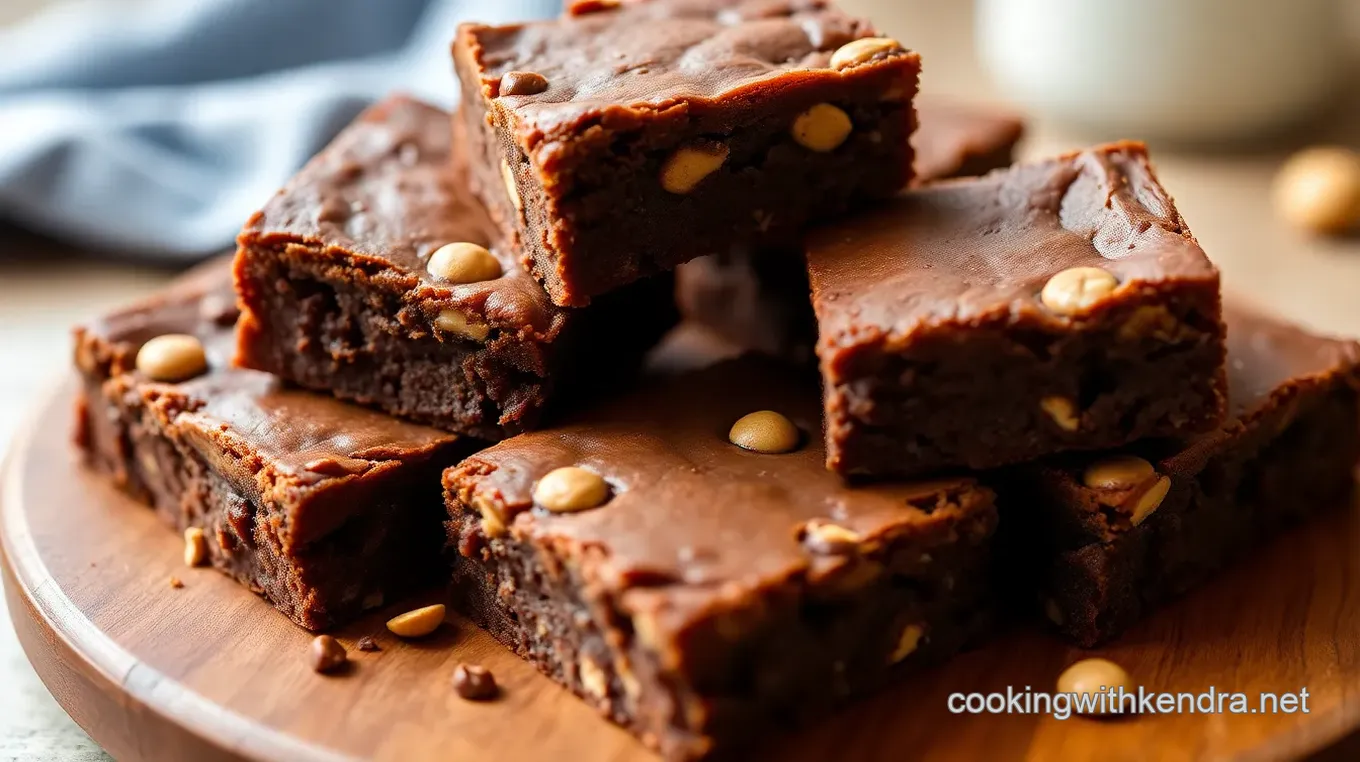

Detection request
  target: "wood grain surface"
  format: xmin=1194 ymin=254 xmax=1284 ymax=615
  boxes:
xmin=3 ymin=381 xmax=1358 ymax=762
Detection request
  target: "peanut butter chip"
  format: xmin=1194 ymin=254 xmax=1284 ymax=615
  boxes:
xmin=1273 ymin=146 xmax=1360 ymax=235
xmin=1040 ymin=396 xmax=1080 ymax=432
xmin=386 ymin=604 xmax=446 ymax=638
xmin=1130 ymin=476 xmax=1172 ymax=526
xmin=501 ymin=159 xmax=523 ymax=212
xmin=729 ymin=411 xmax=800 ymax=453
xmin=1057 ymin=658 xmax=1133 ymax=714
xmin=436 ymin=309 xmax=492 ymax=342
xmin=829 ymin=37 xmax=904 ymax=70
xmin=499 ymin=71 xmax=549 ymax=97
xmin=183 ymin=527 xmax=208 ymax=567
xmin=1082 ymin=455 xmax=1155 ymax=491
xmin=136 ymin=334 xmax=208 ymax=382
xmin=661 ymin=143 xmax=729 ymax=194
xmin=427 ymin=242 xmax=502 ymax=284
xmin=534 ymin=467 xmax=610 ymax=513
xmin=889 ymin=624 xmax=925 ymax=663
xmin=792 ymin=103 xmax=853 ymax=153
xmin=473 ymin=494 xmax=507 ymax=538
xmin=309 ymin=635 xmax=347 ymax=674
xmin=1040 ymin=267 xmax=1119 ymax=316
xmin=802 ymin=519 xmax=861 ymax=555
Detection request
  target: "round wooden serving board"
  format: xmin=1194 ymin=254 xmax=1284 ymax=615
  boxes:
xmin=3 ymin=381 xmax=1359 ymax=762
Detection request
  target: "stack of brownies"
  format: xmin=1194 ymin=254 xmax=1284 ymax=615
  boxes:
xmin=72 ymin=1 xmax=1360 ymax=759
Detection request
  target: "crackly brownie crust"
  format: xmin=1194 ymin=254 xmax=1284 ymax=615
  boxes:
xmin=234 ymin=95 xmax=675 ymax=439
xmin=675 ymin=96 xmax=1025 ymax=362
xmin=454 ymin=0 xmax=920 ymax=306
xmin=1008 ymin=304 xmax=1360 ymax=647
xmin=808 ymin=141 xmax=1228 ymax=477
xmin=444 ymin=358 xmax=996 ymax=761
xmin=74 ymin=262 xmax=470 ymax=631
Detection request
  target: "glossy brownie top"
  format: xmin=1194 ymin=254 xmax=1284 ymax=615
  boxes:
xmin=457 ymin=0 xmax=917 ymax=141
xmin=446 ymin=357 xmax=995 ymax=628
xmin=1221 ymin=304 xmax=1360 ymax=421
xmin=807 ymin=142 xmax=1220 ymax=352
xmin=912 ymin=95 xmax=1024 ymax=183
xmin=77 ymin=263 xmax=463 ymax=543
xmin=238 ymin=95 xmax=566 ymax=339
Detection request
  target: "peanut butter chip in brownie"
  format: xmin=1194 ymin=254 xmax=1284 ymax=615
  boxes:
xmin=427 ymin=242 xmax=503 ymax=284
xmin=1040 ymin=267 xmax=1119 ymax=316
xmin=728 ymin=411 xmax=800 ymax=453
xmin=830 ymin=37 xmax=904 ymax=70
xmin=534 ymin=467 xmax=611 ymax=512
xmin=1082 ymin=455 xmax=1155 ymax=491
xmin=136 ymin=334 xmax=208 ymax=382
xmin=792 ymin=103 xmax=853 ymax=153
xmin=661 ymin=143 xmax=729 ymax=194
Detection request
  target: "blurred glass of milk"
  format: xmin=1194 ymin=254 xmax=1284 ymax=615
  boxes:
xmin=978 ymin=0 xmax=1347 ymax=141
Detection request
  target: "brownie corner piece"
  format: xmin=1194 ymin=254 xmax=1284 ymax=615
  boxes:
xmin=75 ymin=260 xmax=469 ymax=631
xmin=1010 ymin=303 xmax=1360 ymax=647
xmin=442 ymin=357 xmax=997 ymax=759
xmin=232 ymin=94 xmax=674 ymax=439
xmin=453 ymin=0 xmax=921 ymax=306
xmin=809 ymin=141 xmax=1228 ymax=477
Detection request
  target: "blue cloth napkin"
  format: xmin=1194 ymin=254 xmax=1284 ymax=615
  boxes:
xmin=0 ymin=0 xmax=558 ymax=259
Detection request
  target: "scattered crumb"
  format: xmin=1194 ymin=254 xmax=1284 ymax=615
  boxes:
xmin=169 ymin=577 xmax=184 ymax=589
xmin=356 ymin=636 xmax=380 ymax=652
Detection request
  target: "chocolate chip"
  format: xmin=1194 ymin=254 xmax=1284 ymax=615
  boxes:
xmin=309 ymin=635 xmax=348 ymax=674
xmin=356 ymin=636 xmax=380 ymax=653
xmin=500 ymin=71 xmax=549 ymax=97
xmin=453 ymin=663 xmax=499 ymax=701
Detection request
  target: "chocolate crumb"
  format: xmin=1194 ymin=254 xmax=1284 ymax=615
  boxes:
xmin=169 ymin=576 xmax=184 ymax=589
xmin=453 ymin=663 xmax=499 ymax=700
xmin=356 ymin=636 xmax=380 ymax=653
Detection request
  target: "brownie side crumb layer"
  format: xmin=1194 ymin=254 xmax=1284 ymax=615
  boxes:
xmin=74 ymin=260 xmax=469 ymax=631
xmin=675 ymin=96 xmax=1025 ymax=362
xmin=1006 ymin=304 xmax=1360 ymax=647
xmin=808 ymin=141 xmax=1228 ymax=477
xmin=234 ymin=95 xmax=675 ymax=439
xmin=455 ymin=0 xmax=921 ymax=306
xmin=444 ymin=358 xmax=997 ymax=761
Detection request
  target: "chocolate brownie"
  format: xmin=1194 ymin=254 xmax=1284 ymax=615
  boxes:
xmin=234 ymin=95 xmax=676 ymax=439
xmin=74 ymin=261 xmax=472 ymax=631
xmin=675 ymin=96 xmax=1025 ymax=361
xmin=808 ymin=141 xmax=1229 ymax=477
xmin=454 ymin=0 xmax=921 ymax=306
xmin=444 ymin=358 xmax=997 ymax=761
xmin=1008 ymin=304 xmax=1360 ymax=647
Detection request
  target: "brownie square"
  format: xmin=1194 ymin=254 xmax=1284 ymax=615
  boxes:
xmin=74 ymin=261 xmax=471 ymax=631
xmin=675 ymin=96 xmax=1025 ymax=361
xmin=1007 ymin=304 xmax=1360 ymax=647
xmin=454 ymin=0 xmax=921 ymax=306
xmin=807 ymin=141 xmax=1229 ymax=477
xmin=234 ymin=95 xmax=676 ymax=440
xmin=444 ymin=358 xmax=997 ymax=761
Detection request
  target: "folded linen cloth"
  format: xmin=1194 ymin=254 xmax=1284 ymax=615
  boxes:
xmin=0 ymin=0 xmax=557 ymax=259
